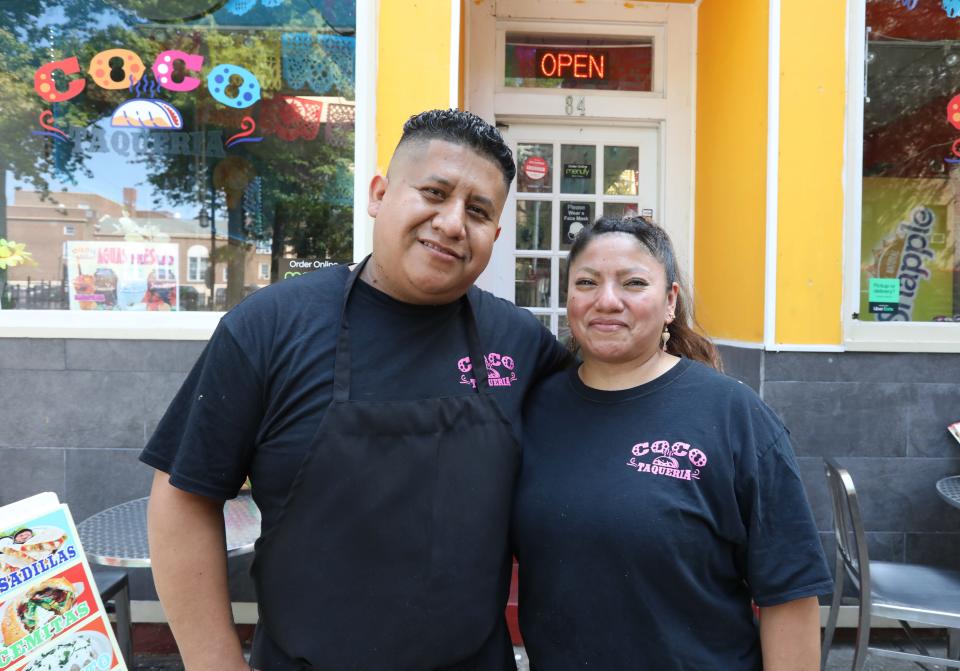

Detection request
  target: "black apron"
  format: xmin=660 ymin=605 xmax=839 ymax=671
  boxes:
xmin=252 ymin=259 xmax=519 ymax=671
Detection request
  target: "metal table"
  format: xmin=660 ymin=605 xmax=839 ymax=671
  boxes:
xmin=77 ymin=494 xmax=261 ymax=567
xmin=937 ymin=476 xmax=960 ymax=510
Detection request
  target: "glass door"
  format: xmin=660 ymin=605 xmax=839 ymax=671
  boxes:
xmin=501 ymin=123 xmax=660 ymax=343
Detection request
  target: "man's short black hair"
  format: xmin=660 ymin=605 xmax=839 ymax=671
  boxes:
xmin=397 ymin=109 xmax=516 ymax=187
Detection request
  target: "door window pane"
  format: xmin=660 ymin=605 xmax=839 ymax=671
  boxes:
xmin=558 ymin=314 xmax=572 ymax=347
xmin=516 ymin=200 xmax=552 ymax=250
xmin=559 ymin=256 xmax=569 ymax=307
xmin=560 ymin=145 xmax=596 ymax=194
xmin=517 ymin=143 xmax=553 ymax=193
xmin=604 ymin=146 xmax=639 ymax=195
xmin=860 ymin=3 xmax=960 ymax=323
xmin=602 ymin=202 xmax=639 ymax=219
xmin=560 ymin=201 xmax=593 ymax=250
xmin=515 ymin=257 xmax=551 ymax=307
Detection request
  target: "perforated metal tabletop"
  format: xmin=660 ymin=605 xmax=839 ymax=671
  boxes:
xmin=937 ymin=476 xmax=960 ymax=511
xmin=77 ymin=494 xmax=261 ymax=567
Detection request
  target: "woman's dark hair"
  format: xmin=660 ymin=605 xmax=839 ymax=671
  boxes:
xmin=567 ymin=216 xmax=722 ymax=371
xmin=397 ymin=109 xmax=516 ymax=187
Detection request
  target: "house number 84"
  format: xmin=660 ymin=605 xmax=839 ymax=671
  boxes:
xmin=565 ymin=95 xmax=586 ymax=116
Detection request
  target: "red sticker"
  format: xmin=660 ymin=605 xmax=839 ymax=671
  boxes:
xmin=523 ymin=156 xmax=548 ymax=181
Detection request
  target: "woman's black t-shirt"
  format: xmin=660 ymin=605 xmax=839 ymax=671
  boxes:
xmin=512 ymin=358 xmax=832 ymax=671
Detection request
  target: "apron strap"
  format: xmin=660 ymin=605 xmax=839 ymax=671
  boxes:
xmin=333 ymin=256 xmax=491 ymax=402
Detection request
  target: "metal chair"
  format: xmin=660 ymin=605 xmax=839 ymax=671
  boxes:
xmin=821 ymin=458 xmax=960 ymax=670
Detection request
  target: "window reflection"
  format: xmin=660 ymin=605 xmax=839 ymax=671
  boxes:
xmin=515 ymin=258 xmax=551 ymax=308
xmin=0 ymin=0 xmax=357 ymax=312
xmin=860 ymin=1 xmax=960 ymax=323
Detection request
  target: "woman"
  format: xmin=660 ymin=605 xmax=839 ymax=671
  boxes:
xmin=513 ymin=217 xmax=832 ymax=670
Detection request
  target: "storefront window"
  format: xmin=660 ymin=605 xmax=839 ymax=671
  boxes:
xmin=1 ymin=0 xmax=357 ymax=312
xmin=860 ymin=0 xmax=959 ymax=323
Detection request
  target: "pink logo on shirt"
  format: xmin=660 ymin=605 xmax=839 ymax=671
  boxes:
xmin=626 ymin=440 xmax=708 ymax=481
xmin=457 ymin=352 xmax=518 ymax=389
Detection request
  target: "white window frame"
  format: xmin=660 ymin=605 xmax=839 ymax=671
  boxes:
xmin=501 ymin=122 xmax=662 ymax=336
xmin=0 ymin=0 xmax=378 ymax=340
xmin=258 ymin=262 xmax=270 ymax=281
xmin=187 ymin=245 xmax=209 ymax=283
xmin=842 ymin=0 xmax=960 ymax=352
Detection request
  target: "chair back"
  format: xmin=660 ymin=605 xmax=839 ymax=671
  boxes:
xmin=823 ymin=458 xmax=870 ymax=594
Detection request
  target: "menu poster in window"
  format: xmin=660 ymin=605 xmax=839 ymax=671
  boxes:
xmin=66 ymin=241 xmax=179 ymax=312
xmin=860 ymin=181 xmax=956 ymax=322
xmin=0 ymin=494 xmax=126 ymax=671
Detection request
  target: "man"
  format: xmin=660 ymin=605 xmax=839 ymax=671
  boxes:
xmin=142 ymin=109 xmax=570 ymax=671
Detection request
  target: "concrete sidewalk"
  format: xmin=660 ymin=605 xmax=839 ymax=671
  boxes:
xmin=129 ymin=640 xmax=952 ymax=670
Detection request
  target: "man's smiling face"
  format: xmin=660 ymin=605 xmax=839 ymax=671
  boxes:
xmin=364 ymin=139 xmax=509 ymax=305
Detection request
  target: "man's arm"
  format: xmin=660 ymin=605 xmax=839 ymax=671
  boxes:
xmin=759 ymin=596 xmax=821 ymax=671
xmin=147 ymin=471 xmax=250 ymax=671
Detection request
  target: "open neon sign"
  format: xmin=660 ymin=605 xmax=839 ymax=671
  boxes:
xmin=537 ymin=50 xmax=607 ymax=80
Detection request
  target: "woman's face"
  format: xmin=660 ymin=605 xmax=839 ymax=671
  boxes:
xmin=567 ymin=232 xmax=678 ymax=366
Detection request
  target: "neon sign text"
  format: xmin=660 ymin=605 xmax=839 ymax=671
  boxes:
xmin=537 ymin=51 xmax=606 ymax=80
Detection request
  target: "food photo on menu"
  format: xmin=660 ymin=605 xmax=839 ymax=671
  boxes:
xmin=0 ymin=496 xmax=126 ymax=671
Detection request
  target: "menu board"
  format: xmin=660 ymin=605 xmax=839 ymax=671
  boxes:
xmin=66 ymin=241 xmax=179 ymax=311
xmin=0 ymin=494 xmax=127 ymax=671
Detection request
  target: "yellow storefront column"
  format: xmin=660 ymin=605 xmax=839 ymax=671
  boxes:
xmin=775 ymin=0 xmax=846 ymax=345
xmin=376 ymin=0 xmax=458 ymax=174
xmin=694 ymin=0 xmax=769 ymax=343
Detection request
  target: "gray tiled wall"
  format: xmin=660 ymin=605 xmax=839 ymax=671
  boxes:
xmin=0 ymin=339 xmax=260 ymax=601
xmin=719 ymin=345 xmax=960 ymax=571
xmin=2 ymin=340 xmax=958 ymax=604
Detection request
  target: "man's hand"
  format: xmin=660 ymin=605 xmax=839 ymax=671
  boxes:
xmin=759 ymin=596 xmax=822 ymax=671
xmin=147 ymin=471 xmax=250 ymax=671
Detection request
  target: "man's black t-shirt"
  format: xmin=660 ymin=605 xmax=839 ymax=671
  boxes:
xmin=140 ymin=264 xmax=570 ymax=666
xmin=512 ymin=358 xmax=832 ymax=671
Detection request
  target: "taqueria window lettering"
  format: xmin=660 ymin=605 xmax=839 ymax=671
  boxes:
xmin=1 ymin=0 xmax=358 ymax=315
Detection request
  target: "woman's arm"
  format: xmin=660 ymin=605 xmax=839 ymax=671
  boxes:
xmin=759 ymin=596 xmax=821 ymax=671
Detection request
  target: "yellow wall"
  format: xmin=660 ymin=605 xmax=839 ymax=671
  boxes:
xmin=775 ymin=0 xmax=846 ymax=344
xmin=376 ymin=1 xmax=454 ymax=173
xmin=694 ymin=0 xmax=769 ymax=342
